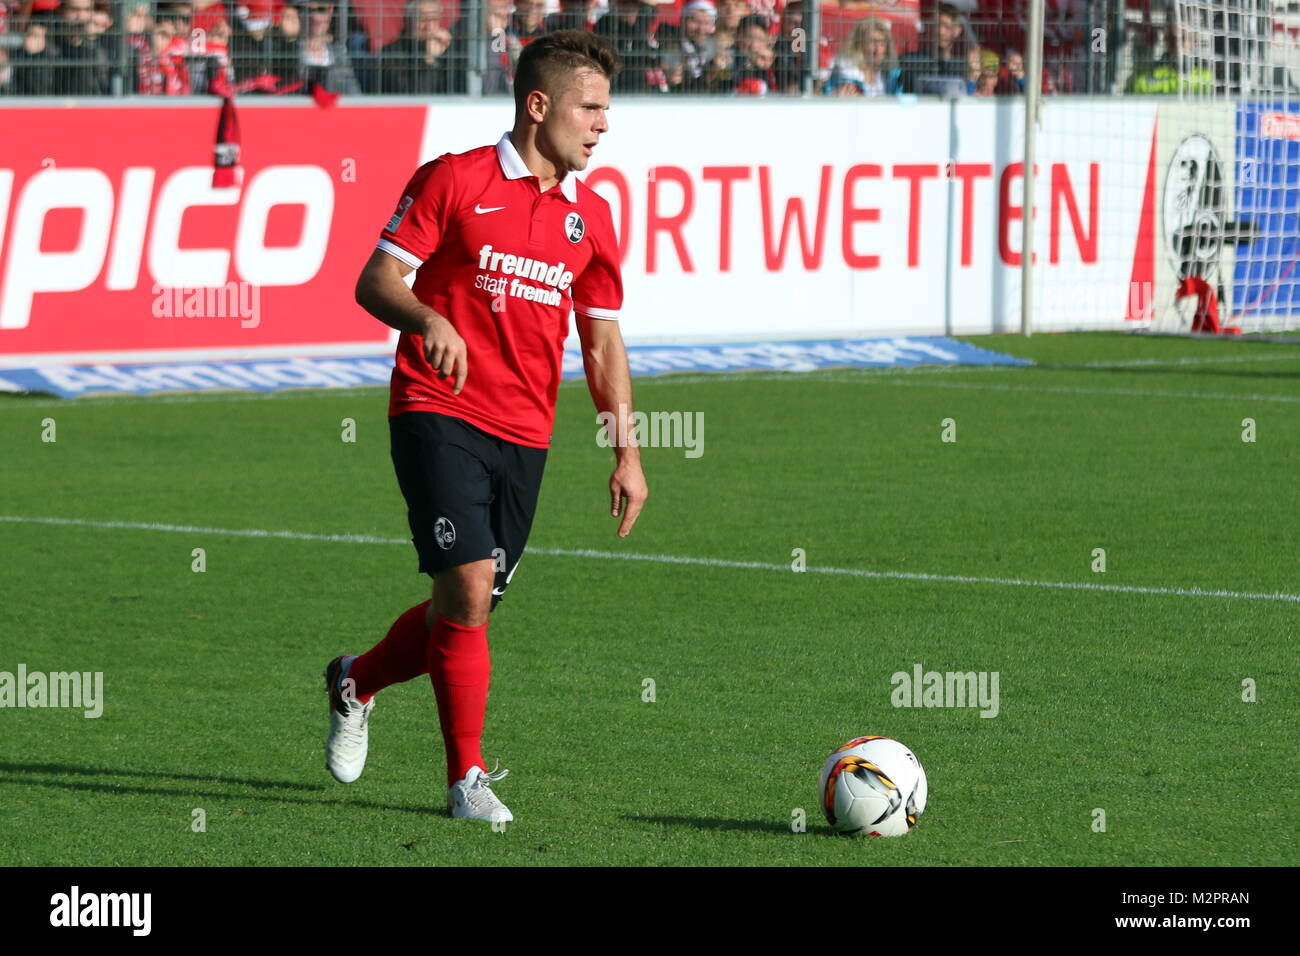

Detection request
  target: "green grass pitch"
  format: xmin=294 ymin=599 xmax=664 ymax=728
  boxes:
xmin=0 ymin=332 xmax=1296 ymax=866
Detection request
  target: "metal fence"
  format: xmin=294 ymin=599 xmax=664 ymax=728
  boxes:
xmin=0 ymin=0 xmax=1295 ymax=98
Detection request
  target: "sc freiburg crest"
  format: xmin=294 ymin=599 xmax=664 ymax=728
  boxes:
xmin=1163 ymin=134 xmax=1257 ymax=286
xmin=564 ymin=211 xmax=585 ymax=243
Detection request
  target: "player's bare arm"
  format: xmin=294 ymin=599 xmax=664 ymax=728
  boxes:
xmin=577 ymin=312 xmax=648 ymax=537
xmin=355 ymin=248 xmax=468 ymax=394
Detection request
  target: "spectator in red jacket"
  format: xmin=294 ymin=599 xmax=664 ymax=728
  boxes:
xmin=190 ymin=0 xmax=227 ymax=35
xmin=995 ymin=46 xmax=1024 ymax=93
xmin=194 ymin=14 xmax=235 ymax=93
xmin=137 ymin=15 xmax=192 ymax=94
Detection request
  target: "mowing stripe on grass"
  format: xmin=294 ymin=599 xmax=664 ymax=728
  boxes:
xmin=630 ymin=370 xmax=1300 ymax=403
xmin=1 ymin=373 xmax=1295 ymax=409
xmin=3 ymin=514 xmax=1297 ymax=605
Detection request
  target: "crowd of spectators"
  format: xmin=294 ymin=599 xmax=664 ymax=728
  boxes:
xmin=0 ymin=0 xmax=1234 ymax=98
xmin=2 ymin=0 xmax=115 ymax=94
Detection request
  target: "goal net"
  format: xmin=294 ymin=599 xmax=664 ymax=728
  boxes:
xmin=1124 ymin=0 xmax=1300 ymax=334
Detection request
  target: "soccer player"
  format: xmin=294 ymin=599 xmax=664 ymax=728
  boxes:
xmin=324 ymin=30 xmax=647 ymax=823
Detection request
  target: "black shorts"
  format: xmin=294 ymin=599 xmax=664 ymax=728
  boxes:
xmin=389 ymin=411 xmax=548 ymax=611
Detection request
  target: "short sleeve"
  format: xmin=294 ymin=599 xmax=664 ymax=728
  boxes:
xmin=377 ymin=157 xmax=456 ymax=269
xmin=571 ymin=205 xmax=623 ymax=321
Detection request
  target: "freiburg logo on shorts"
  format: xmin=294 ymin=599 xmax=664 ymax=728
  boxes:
xmin=434 ymin=516 xmax=456 ymax=550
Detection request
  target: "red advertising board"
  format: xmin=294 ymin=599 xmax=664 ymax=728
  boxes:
xmin=0 ymin=104 xmax=426 ymax=357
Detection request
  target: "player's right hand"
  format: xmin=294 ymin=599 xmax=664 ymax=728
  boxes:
xmin=421 ymin=314 xmax=468 ymax=395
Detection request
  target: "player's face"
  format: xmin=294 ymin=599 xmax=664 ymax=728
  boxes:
xmin=542 ymin=69 xmax=610 ymax=173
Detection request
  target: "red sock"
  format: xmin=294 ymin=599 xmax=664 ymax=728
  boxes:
xmin=428 ymin=614 xmax=490 ymax=787
xmin=347 ymin=601 xmax=432 ymax=702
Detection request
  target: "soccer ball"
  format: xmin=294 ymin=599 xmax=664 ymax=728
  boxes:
xmin=819 ymin=736 xmax=927 ymax=837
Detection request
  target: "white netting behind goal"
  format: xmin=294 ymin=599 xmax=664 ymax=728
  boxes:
xmin=1151 ymin=0 xmax=1300 ymax=334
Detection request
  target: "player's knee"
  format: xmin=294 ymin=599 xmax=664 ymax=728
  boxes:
xmin=434 ymin=591 xmax=490 ymax=627
xmin=432 ymin=562 xmax=494 ymax=627
xmin=434 ymin=592 xmax=491 ymax=627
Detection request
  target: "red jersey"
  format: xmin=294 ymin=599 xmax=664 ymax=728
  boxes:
xmin=377 ymin=132 xmax=623 ymax=449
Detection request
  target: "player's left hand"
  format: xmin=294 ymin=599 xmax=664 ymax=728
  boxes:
xmin=609 ymin=460 xmax=647 ymax=538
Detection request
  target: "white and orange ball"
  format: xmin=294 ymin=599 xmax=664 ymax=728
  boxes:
xmin=819 ymin=736 xmax=928 ymax=837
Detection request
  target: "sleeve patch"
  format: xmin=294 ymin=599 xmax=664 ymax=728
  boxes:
xmin=386 ymin=195 xmax=415 ymax=233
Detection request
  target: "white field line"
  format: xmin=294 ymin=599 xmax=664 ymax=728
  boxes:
xmin=1051 ymin=351 xmax=1300 ymax=369
xmin=2 ymin=514 xmax=1296 ymax=605
xmin=800 ymin=376 xmax=1300 ymax=404
xmin=629 ymin=350 xmax=1300 ymax=383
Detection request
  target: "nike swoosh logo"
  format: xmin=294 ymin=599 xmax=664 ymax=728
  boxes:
xmin=492 ymin=587 xmax=506 ymax=596
xmin=475 ymin=204 xmax=506 ymax=214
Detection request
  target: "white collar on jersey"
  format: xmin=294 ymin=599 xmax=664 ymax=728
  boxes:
xmin=496 ymin=131 xmax=579 ymax=203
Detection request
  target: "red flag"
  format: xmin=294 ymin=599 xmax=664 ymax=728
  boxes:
xmin=309 ymin=80 xmax=341 ymax=109
xmin=213 ymin=95 xmax=243 ymax=189
xmin=1176 ymin=276 xmax=1240 ymax=335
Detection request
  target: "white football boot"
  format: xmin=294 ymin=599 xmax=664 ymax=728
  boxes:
xmin=447 ymin=763 xmax=513 ymax=823
xmin=324 ymin=655 xmax=373 ymax=784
